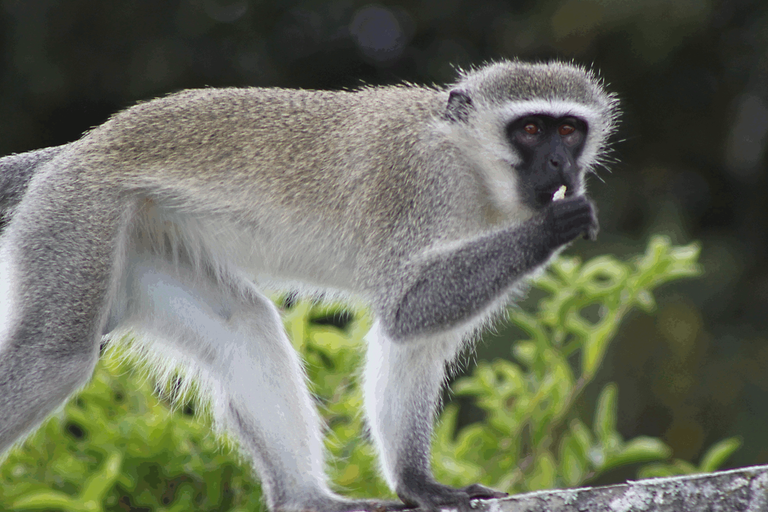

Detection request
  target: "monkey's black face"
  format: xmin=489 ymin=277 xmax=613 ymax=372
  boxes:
xmin=506 ymin=115 xmax=588 ymax=209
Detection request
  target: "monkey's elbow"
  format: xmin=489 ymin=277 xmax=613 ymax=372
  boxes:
xmin=381 ymin=304 xmax=420 ymax=343
xmin=380 ymin=284 xmax=457 ymax=343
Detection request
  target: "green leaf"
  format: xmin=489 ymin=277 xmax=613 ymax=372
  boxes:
xmin=528 ymin=451 xmax=557 ymax=490
xmin=81 ymin=450 xmax=122 ymax=503
xmin=509 ymin=310 xmax=548 ymax=347
xmin=634 ymin=289 xmax=657 ymax=312
xmin=550 ymin=256 xmax=581 ymax=282
xmin=559 ymin=434 xmax=587 ymax=486
xmin=581 ymin=309 xmax=615 ymax=377
xmin=594 ymin=384 xmax=618 ymax=447
xmin=577 ymin=256 xmax=629 ymax=297
xmin=512 ymin=341 xmax=536 ymax=366
xmin=699 ymin=437 xmax=741 ymax=473
xmin=638 ymin=459 xmax=697 ymax=478
xmin=163 ymin=482 xmax=197 ymax=512
xmin=603 ymin=437 xmax=672 ymax=471
xmin=13 ymin=491 xmax=95 ymax=512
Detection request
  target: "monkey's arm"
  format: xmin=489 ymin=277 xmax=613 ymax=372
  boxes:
xmin=384 ymin=196 xmax=597 ymax=340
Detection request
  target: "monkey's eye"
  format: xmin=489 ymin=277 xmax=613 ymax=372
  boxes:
xmin=523 ymin=123 xmax=540 ymax=135
xmin=558 ymin=123 xmax=576 ymax=136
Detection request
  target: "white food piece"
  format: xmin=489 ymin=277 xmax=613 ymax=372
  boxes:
xmin=553 ymin=185 xmax=567 ymax=201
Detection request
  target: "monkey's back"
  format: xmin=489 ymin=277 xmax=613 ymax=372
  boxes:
xmin=61 ymin=85 xmax=479 ymax=294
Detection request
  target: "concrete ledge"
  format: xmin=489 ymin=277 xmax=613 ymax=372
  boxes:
xmin=472 ymin=464 xmax=768 ymax=512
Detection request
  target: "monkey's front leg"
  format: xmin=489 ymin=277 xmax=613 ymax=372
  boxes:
xmin=366 ymin=196 xmax=597 ymax=511
xmin=364 ymin=324 xmax=507 ymax=512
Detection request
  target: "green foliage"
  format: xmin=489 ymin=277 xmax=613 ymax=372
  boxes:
xmin=0 ymin=236 xmax=740 ymax=510
xmin=637 ymin=437 xmax=743 ymax=479
xmin=0 ymin=353 xmax=264 ymax=511
xmin=432 ymin=236 xmax=727 ymax=492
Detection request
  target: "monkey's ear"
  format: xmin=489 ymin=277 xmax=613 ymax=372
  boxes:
xmin=446 ymin=90 xmax=473 ymax=122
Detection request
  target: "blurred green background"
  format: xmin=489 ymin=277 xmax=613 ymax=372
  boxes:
xmin=0 ymin=0 xmax=766 ymax=481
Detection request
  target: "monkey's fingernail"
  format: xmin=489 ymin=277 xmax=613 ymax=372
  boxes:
xmin=552 ymin=185 xmax=566 ymax=201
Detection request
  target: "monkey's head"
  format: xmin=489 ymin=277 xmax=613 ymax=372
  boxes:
xmin=440 ymin=60 xmax=619 ymax=216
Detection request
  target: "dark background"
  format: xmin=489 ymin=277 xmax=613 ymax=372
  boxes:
xmin=1 ymin=0 xmax=767 ymax=479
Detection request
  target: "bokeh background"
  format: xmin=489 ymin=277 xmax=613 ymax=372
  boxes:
xmin=1 ymin=0 xmax=767 ymax=482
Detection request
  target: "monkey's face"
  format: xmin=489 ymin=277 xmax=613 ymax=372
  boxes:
xmin=506 ymin=114 xmax=589 ymax=210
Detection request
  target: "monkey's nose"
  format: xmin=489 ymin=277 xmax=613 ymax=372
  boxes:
xmin=548 ymin=150 xmax=573 ymax=175
xmin=547 ymin=144 xmax=573 ymax=177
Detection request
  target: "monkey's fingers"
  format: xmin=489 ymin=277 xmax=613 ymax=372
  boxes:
xmin=547 ymin=195 xmax=596 ymax=246
xmin=584 ymin=221 xmax=599 ymax=241
xmin=334 ymin=499 xmax=412 ymax=512
xmin=461 ymin=483 xmax=509 ymax=500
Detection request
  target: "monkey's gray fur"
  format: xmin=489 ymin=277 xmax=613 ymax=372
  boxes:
xmin=0 ymin=59 xmax=618 ymax=512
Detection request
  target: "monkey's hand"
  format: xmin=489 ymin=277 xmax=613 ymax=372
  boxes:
xmin=545 ymin=194 xmax=599 ymax=245
xmin=396 ymin=477 xmax=508 ymax=512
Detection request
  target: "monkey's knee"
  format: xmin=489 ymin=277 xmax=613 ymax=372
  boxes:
xmin=0 ymin=339 xmax=98 ymax=449
xmin=5 ymin=337 xmax=98 ymax=396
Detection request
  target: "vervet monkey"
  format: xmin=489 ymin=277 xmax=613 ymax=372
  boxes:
xmin=0 ymin=59 xmax=618 ymax=512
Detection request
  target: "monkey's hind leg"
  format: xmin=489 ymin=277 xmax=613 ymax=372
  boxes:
xmin=0 ymin=189 xmax=127 ymax=454
xmin=118 ymin=257 xmax=404 ymax=512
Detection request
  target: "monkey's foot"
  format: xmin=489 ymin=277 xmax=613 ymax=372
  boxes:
xmin=283 ymin=497 xmax=410 ymax=512
xmin=397 ymin=480 xmax=508 ymax=512
xmin=340 ymin=499 xmax=411 ymax=512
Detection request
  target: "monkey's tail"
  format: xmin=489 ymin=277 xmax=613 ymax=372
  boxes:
xmin=0 ymin=144 xmax=67 ymax=232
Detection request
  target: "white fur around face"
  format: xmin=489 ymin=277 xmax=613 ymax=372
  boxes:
xmin=435 ymin=95 xmax=612 ymax=224
xmin=497 ymin=98 xmax=611 ymax=174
